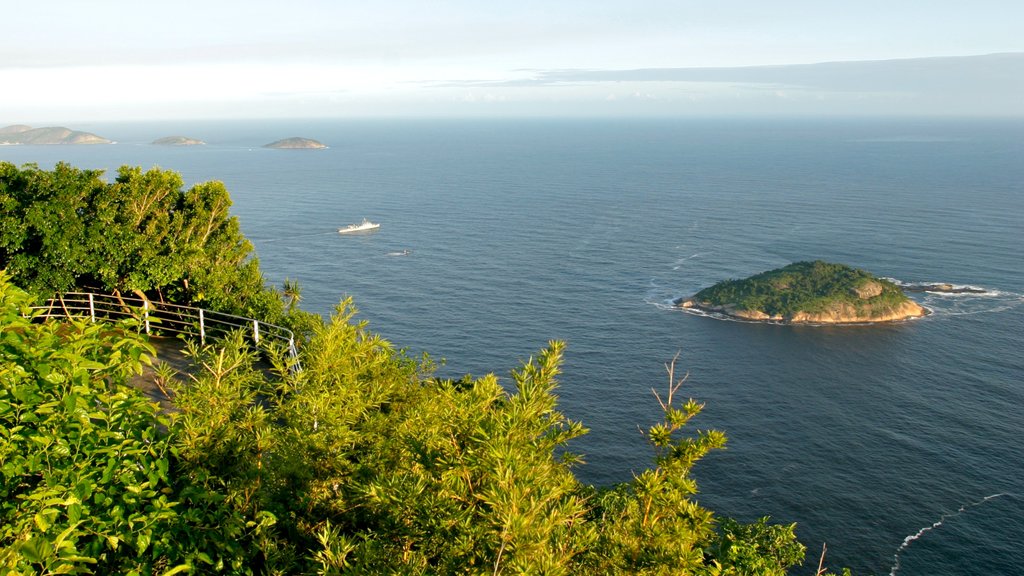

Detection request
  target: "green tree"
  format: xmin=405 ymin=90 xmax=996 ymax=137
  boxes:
xmin=0 ymin=271 xmax=264 ymax=574
xmin=0 ymin=163 xmax=104 ymax=295
xmin=0 ymin=162 xmax=284 ymax=321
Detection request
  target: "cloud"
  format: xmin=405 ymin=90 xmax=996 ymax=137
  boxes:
xmin=423 ymin=53 xmax=1024 ymax=116
xmin=441 ymin=52 xmax=1024 ymax=97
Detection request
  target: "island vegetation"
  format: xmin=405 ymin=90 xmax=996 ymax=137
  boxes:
xmin=678 ymin=261 xmax=927 ymax=323
xmin=152 ymin=136 xmax=206 ymax=146
xmin=263 ymin=137 xmax=327 ymax=149
xmin=0 ymin=162 xmax=850 ymax=575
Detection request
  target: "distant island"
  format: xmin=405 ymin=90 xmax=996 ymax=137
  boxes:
xmin=676 ymin=261 xmax=928 ymax=324
xmin=0 ymin=125 xmax=111 ymax=145
xmin=263 ymin=137 xmax=327 ymax=149
xmin=152 ymin=136 xmax=205 ymax=146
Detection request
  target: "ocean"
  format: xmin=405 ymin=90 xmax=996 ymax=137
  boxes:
xmin=4 ymin=117 xmax=1022 ymax=575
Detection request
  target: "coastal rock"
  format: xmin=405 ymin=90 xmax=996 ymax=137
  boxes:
xmin=263 ymin=137 xmax=327 ymax=149
xmin=786 ymin=300 xmax=927 ymax=324
xmin=900 ymin=283 xmax=985 ymax=294
xmin=850 ymin=280 xmax=884 ymax=299
xmin=152 ymin=136 xmax=206 ymax=146
xmin=684 ymin=298 xmax=927 ymax=324
xmin=0 ymin=125 xmax=112 ymax=145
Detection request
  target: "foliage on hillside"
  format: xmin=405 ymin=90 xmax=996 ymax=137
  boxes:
xmin=693 ymin=260 xmax=910 ymax=317
xmin=0 ymin=162 xmax=851 ymax=574
xmin=1 ymin=272 xmax=830 ymax=574
xmin=0 ymin=272 xmax=259 ymax=574
xmin=0 ymin=162 xmax=282 ymax=321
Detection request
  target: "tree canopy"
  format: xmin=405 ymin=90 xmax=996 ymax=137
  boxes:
xmin=0 ymin=162 xmax=281 ymax=320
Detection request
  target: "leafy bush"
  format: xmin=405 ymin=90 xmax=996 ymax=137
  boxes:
xmin=0 ymin=272 xmax=260 ymax=574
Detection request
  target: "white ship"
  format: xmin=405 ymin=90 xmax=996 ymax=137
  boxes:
xmin=338 ymin=219 xmax=380 ymax=234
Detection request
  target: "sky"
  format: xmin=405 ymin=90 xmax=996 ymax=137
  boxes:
xmin=2 ymin=0 xmax=1023 ymax=122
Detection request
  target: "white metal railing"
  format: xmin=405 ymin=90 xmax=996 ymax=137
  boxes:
xmin=32 ymin=291 xmax=301 ymax=372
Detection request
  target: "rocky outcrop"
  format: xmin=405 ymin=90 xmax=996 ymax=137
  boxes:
xmin=787 ymin=300 xmax=927 ymax=323
xmin=678 ymin=298 xmax=927 ymax=324
xmin=850 ymin=280 xmax=884 ymax=299
xmin=263 ymin=137 xmax=327 ymax=149
xmin=0 ymin=125 xmax=112 ymax=145
xmin=678 ymin=301 xmax=784 ymax=322
xmin=900 ymin=283 xmax=986 ymax=294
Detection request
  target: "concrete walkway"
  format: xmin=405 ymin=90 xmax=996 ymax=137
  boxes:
xmin=130 ymin=336 xmax=193 ymax=412
xmin=129 ymin=335 xmax=281 ymax=413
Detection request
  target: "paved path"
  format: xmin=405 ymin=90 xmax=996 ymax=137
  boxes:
xmin=129 ymin=335 xmax=280 ymax=413
xmin=130 ymin=336 xmax=193 ymax=412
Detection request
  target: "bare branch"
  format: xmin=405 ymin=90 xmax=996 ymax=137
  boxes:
xmin=663 ymin=351 xmax=689 ymax=408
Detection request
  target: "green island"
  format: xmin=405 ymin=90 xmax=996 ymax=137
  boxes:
xmin=0 ymin=162 xmax=849 ymax=575
xmin=152 ymin=136 xmax=206 ymax=146
xmin=678 ymin=261 xmax=927 ymax=324
xmin=0 ymin=125 xmax=112 ymax=145
xmin=263 ymin=137 xmax=327 ymax=149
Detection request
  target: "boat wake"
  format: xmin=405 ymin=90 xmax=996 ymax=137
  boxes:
xmin=889 ymin=493 xmax=1013 ymax=576
xmin=252 ymin=231 xmax=338 ymax=243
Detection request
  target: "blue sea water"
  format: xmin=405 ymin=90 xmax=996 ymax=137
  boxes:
xmin=4 ymin=117 xmax=1023 ymax=575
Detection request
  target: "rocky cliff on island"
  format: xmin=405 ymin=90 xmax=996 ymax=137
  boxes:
xmin=263 ymin=137 xmax=327 ymax=149
xmin=677 ymin=261 xmax=928 ymax=324
xmin=0 ymin=125 xmax=112 ymax=145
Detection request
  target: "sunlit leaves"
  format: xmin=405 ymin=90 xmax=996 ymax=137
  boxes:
xmin=0 ymin=273 xmax=256 ymax=573
xmin=0 ymin=162 xmax=284 ymax=322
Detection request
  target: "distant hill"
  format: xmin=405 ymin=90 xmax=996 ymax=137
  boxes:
xmin=0 ymin=125 xmax=112 ymax=145
xmin=152 ymin=136 xmax=206 ymax=146
xmin=263 ymin=137 xmax=327 ymax=149
xmin=0 ymin=125 xmax=32 ymax=135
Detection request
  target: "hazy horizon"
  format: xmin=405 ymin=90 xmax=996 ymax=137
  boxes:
xmin=3 ymin=1 xmax=1023 ymax=122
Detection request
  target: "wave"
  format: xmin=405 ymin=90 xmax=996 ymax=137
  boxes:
xmin=878 ymin=278 xmax=1023 ymax=318
xmin=671 ymin=252 xmax=703 ymax=271
xmin=889 ymin=493 xmax=1013 ymax=576
xmin=883 ymin=278 xmax=1004 ymax=298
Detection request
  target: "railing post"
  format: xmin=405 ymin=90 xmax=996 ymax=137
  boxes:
xmin=289 ymin=336 xmax=302 ymax=374
xmin=30 ymin=293 xmax=302 ymax=373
